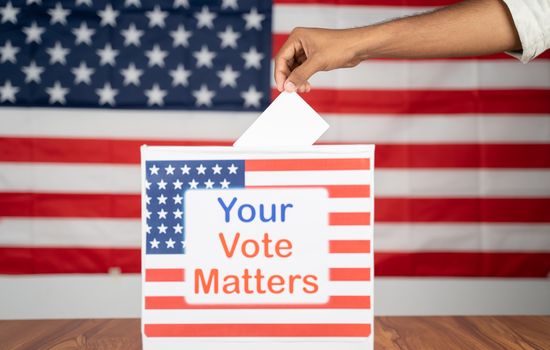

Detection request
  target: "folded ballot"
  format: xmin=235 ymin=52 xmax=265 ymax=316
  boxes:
xmin=141 ymin=93 xmax=375 ymax=350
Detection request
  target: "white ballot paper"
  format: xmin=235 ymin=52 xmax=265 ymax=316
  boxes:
xmin=141 ymin=92 xmax=374 ymax=350
xmin=234 ymin=92 xmax=329 ymax=147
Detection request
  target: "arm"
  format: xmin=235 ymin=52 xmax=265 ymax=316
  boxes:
xmin=275 ymin=0 xmax=522 ymax=93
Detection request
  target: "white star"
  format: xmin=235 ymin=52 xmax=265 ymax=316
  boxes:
xmin=145 ymin=210 xmax=151 ymax=219
xmin=97 ymin=43 xmax=119 ymax=66
xmin=46 ymin=41 xmax=69 ymax=65
xmin=22 ymin=61 xmax=44 ymax=83
xmin=157 ymin=210 xmax=168 ymax=220
xmin=169 ymin=64 xmax=191 ymax=87
xmin=0 ymin=40 xmax=19 ymax=63
xmin=218 ymin=26 xmax=240 ymax=49
xmin=1 ymin=1 xmax=19 ymax=24
xmin=217 ymin=65 xmax=240 ymax=88
xmin=157 ymin=223 xmax=167 ymax=233
xmin=220 ymin=178 xmax=231 ymax=188
xmin=71 ymin=61 xmax=94 ymax=85
xmin=166 ymin=238 xmax=176 ymax=248
xmin=170 ymin=24 xmax=192 ymax=47
xmin=181 ymin=164 xmax=191 ymax=175
xmin=48 ymin=3 xmax=70 ymax=25
xmin=188 ymin=179 xmax=199 ymax=189
xmin=194 ymin=6 xmax=216 ymax=29
xmin=165 ymin=164 xmax=175 ymax=175
xmin=173 ymin=0 xmax=189 ymax=8
xmin=192 ymin=84 xmax=215 ymax=107
xmin=145 ymin=180 xmax=151 ymax=189
xmin=145 ymin=224 xmax=151 ymax=234
xmin=145 ymin=44 xmax=168 ymax=67
xmin=72 ymin=22 xmax=95 ymax=45
xmin=150 ymin=165 xmax=159 ymax=175
xmin=75 ymin=0 xmax=92 ymax=6
xmin=241 ymin=85 xmax=263 ymax=108
xmin=95 ymin=82 xmax=118 ymax=106
xmin=173 ymin=223 xmax=183 ymax=234
xmin=120 ymin=63 xmax=143 ymax=86
xmin=242 ymin=46 xmax=264 ymax=69
xmin=221 ymin=0 xmax=238 ymax=10
xmin=125 ymin=0 xmax=141 ymax=7
xmin=228 ymin=163 xmax=238 ymax=174
xmin=121 ymin=23 xmax=143 ymax=47
xmin=22 ymin=22 xmax=44 ymax=44
xmin=173 ymin=208 xmax=183 ymax=219
xmin=193 ymin=45 xmax=216 ymax=68
xmin=145 ymin=84 xmax=167 ymax=106
xmin=196 ymin=164 xmax=206 ymax=174
xmin=27 ymin=0 xmax=42 ymax=5
xmin=204 ymin=179 xmax=215 ymax=188
xmin=157 ymin=194 xmax=167 ymax=205
xmin=150 ymin=238 xmax=160 ymax=249
xmin=212 ymin=164 xmax=222 ymax=174
xmin=145 ymin=195 xmax=151 ymax=205
xmin=146 ymin=5 xmax=168 ymax=28
xmin=98 ymin=4 xmax=118 ymax=27
xmin=157 ymin=179 xmax=167 ymax=189
xmin=173 ymin=179 xmax=183 ymax=189
xmin=45 ymin=81 xmax=69 ymax=105
xmin=0 ymin=80 xmax=19 ymax=103
xmin=243 ymin=7 xmax=264 ymax=30
xmin=173 ymin=194 xmax=183 ymax=204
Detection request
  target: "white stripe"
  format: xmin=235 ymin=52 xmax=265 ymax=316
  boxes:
xmin=375 ymin=223 xmax=550 ymax=252
xmin=143 ymin=282 xmax=372 ymax=297
xmin=143 ymin=339 xmax=371 ymax=350
xmin=271 ymin=60 xmax=550 ymax=89
xmin=2 ymin=109 xmax=549 ymax=143
xmin=3 ymin=219 xmax=547 ymax=253
xmin=274 ymin=4 xmax=434 ymax=31
xmin=2 ymin=163 xmax=550 ymax=197
xmin=328 ymin=198 xmax=371 ymax=212
xmin=143 ymin=309 xmax=372 ymax=324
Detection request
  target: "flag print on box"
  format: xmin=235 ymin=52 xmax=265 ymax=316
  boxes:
xmin=141 ymin=145 xmax=374 ymax=350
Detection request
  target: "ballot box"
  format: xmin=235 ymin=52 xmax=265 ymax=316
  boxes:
xmin=141 ymin=144 xmax=375 ymax=350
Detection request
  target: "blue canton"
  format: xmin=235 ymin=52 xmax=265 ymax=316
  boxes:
xmin=145 ymin=159 xmax=245 ymax=254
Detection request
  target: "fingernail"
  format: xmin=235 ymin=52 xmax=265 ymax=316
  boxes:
xmin=284 ymin=81 xmax=296 ymax=92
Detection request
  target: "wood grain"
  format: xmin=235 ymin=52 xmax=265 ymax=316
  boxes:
xmin=0 ymin=317 xmax=548 ymax=349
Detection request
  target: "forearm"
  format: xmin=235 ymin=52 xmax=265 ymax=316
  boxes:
xmin=354 ymin=0 xmax=522 ymax=59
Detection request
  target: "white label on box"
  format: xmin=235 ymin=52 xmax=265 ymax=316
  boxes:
xmin=185 ymin=188 xmax=329 ymax=304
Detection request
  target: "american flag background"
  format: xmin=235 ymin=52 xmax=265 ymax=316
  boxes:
xmin=0 ymin=0 xmax=550 ymax=314
xmin=141 ymin=147 xmax=373 ymax=346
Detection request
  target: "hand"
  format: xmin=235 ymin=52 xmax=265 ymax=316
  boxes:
xmin=274 ymin=27 xmax=365 ymax=93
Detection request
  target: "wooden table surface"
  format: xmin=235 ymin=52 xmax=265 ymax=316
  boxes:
xmin=0 ymin=316 xmax=548 ymax=349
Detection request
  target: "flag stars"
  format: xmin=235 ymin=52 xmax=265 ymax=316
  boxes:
xmin=150 ymin=165 xmax=160 ymax=175
xmin=98 ymin=4 xmax=119 ymax=27
xmin=22 ymin=61 xmax=44 ymax=84
xmin=220 ymin=178 xmax=231 ymax=188
xmin=125 ymin=0 xmax=141 ymax=7
xmin=157 ymin=223 xmax=168 ymax=233
xmin=0 ymin=80 xmax=19 ymax=103
xmin=217 ymin=65 xmax=240 ymax=88
xmin=45 ymin=81 xmax=69 ymax=105
xmin=188 ymin=179 xmax=199 ymax=189
xmin=243 ymin=7 xmax=265 ymax=30
xmin=173 ymin=208 xmax=183 ymax=219
xmin=222 ymin=0 xmax=239 ymax=10
xmin=120 ymin=63 xmax=143 ymax=86
xmin=242 ymin=47 xmax=264 ymax=69
xmin=145 ymin=224 xmax=151 ymax=234
xmin=196 ymin=164 xmax=206 ymax=174
xmin=173 ymin=223 xmax=183 ymax=234
xmin=48 ymin=3 xmax=70 ymax=25
xmin=212 ymin=164 xmax=222 ymax=174
xmin=228 ymin=163 xmax=239 ymax=174
xmin=46 ymin=42 xmax=69 ymax=65
xmin=0 ymin=1 xmax=18 ymax=24
xmin=95 ymin=83 xmax=118 ymax=106
xmin=157 ymin=209 xmax=168 ymax=220
xmin=0 ymin=40 xmax=18 ymax=64
xmin=23 ymin=22 xmax=45 ymax=44
xmin=166 ymin=238 xmax=176 ymax=248
xmin=218 ymin=26 xmax=241 ymax=49
xmin=97 ymin=43 xmax=119 ymax=66
xmin=157 ymin=194 xmax=167 ymax=205
xmin=165 ymin=164 xmax=175 ymax=175
xmin=192 ymin=84 xmax=215 ymax=107
xmin=173 ymin=194 xmax=183 ymax=204
xmin=145 ymin=180 xmax=151 ymax=190
xmin=170 ymin=25 xmax=192 ymax=47
xmin=146 ymin=5 xmax=168 ymax=28
xmin=193 ymin=45 xmax=216 ymax=68
xmin=204 ymin=179 xmax=215 ymax=188
xmin=194 ymin=6 xmax=216 ymax=29
xmin=121 ymin=23 xmax=143 ymax=47
xmin=145 ymin=45 xmax=168 ymax=68
xmin=145 ymin=210 xmax=151 ymax=219
xmin=181 ymin=164 xmax=191 ymax=175
xmin=150 ymin=238 xmax=160 ymax=249
xmin=241 ymin=85 xmax=263 ymax=108
xmin=145 ymin=84 xmax=167 ymax=106
xmin=145 ymin=195 xmax=151 ymax=205
xmin=72 ymin=22 xmax=95 ymax=45
xmin=173 ymin=0 xmax=189 ymax=8
xmin=173 ymin=179 xmax=183 ymax=190
xmin=72 ymin=61 xmax=94 ymax=85
xmin=170 ymin=64 xmax=191 ymax=87
xmin=157 ymin=179 xmax=167 ymax=190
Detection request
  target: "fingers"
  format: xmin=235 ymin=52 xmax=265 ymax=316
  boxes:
xmin=284 ymin=58 xmax=320 ymax=92
xmin=274 ymin=38 xmax=301 ymax=92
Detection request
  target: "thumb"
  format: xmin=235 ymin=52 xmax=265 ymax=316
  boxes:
xmin=284 ymin=58 xmax=320 ymax=92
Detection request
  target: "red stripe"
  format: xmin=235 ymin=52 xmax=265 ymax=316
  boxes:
xmin=0 ymin=247 xmax=140 ymax=274
xmin=375 ymin=252 xmax=550 ymax=277
xmin=144 ymin=323 xmax=371 ymax=337
xmin=145 ymin=269 xmax=185 ymax=282
xmin=4 ymin=138 xmax=550 ymax=169
xmin=0 ymin=248 xmax=548 ymax=277
xmin=330 ymin=268 xmax=371 ymax=281
xmin=329 ymin=212 xmax=371 ymax=225
xmin=273 ymin=34 xmax=550 ymax=60
xmin=4 ymin=194 xmax=550 ymax=223
xmin=245 ymin=158 xmax=370 ymax=171
xmin=329 ymin=240 xmax=371 ymax=253
xmin=274 ymin=89 xmax=550 ymax=114
xmin=246 ymin=185 xmax=371 ymax=198
xmin=145 ymin=295 xmax=371 ymax=309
